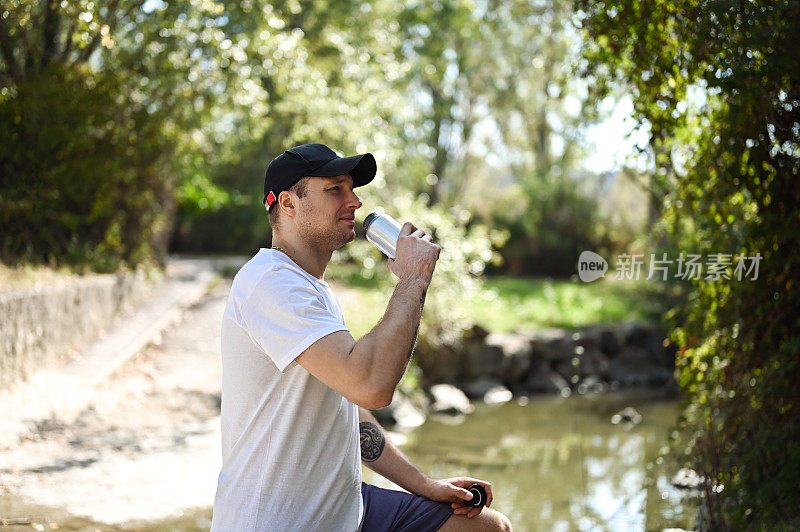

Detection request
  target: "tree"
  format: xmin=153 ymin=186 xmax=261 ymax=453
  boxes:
xmin=393 ymin=0 xmax=612 ymax=276
xmin=0 ymin=0 xmax=412 ymax=264
xmin=0 ymin=0 xmax=265 ymax=267
xmin=0 ymin=1 xmax=181 ymax=269
xmin=577 ymin=0 xmax=800 ymax=527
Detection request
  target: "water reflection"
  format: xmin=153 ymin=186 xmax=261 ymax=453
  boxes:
xmin=364 ymin=390 xmax=697 ymax=532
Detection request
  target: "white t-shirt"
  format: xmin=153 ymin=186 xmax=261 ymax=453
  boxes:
xmin=211 ymin=249 xmax=362 ymax=531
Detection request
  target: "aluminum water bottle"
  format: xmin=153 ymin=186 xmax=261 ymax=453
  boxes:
xmin=363 ymin=212 xmax=403 ymax=259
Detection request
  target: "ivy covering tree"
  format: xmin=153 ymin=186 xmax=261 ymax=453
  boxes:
xmin=577 ymin=0 xmax=799 ymax=528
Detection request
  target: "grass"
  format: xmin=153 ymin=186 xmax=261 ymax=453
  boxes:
xmin=468 ymin=276 xmax=679 ymax=332
xmin=327 ymin=262 xmax=682 ymax=337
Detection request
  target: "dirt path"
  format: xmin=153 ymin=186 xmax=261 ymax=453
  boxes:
xmin=0 ymin=280 xmax=232 ymax=530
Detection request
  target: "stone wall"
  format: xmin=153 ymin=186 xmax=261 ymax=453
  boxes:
xmin=416 ymin=322 xmax=677 ymax=399
xmin=0 ymin=270 xmax=153 ymax=388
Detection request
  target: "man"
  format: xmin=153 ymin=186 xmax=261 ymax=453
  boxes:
xmin=211 ymin=143 xmax=512 ymax=531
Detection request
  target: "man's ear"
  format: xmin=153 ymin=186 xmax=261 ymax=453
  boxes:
xmin=277 ymin=190 xmax=297 ymax=218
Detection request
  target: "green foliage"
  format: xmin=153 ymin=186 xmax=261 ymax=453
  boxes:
xmin=171 ymin=142 xmax=270 ymax=254
xmin=1 ymin=0 xmax=634 ymax=278
xmin=488 ymin=174 xmax=616 ymax=276
xmin=0 ymin=65 xmax=174 ymax=271
xmin=0 ymin=0 xmax=260 ymax=269
xmin=471 ymin=276 xmax=676 ymax=332
xmin=0 ymin=0 xmax=646 ymax=371
xmin=577 ymin=0 xmax=800 ymax=528
xmin=169 ymin=0 xmax=413 ymax=253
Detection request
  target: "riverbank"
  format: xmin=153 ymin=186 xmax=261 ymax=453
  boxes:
xmin=0 ymin=280 xmax=229 ymax=528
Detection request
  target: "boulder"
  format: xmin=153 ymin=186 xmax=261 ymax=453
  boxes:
xmin=552 ymin=343 xmax=612 ymax=386
xmin=461 ymin=376 xmax=505 ymax=399
xmin=571 ymin=326 xmax=602 ymax=352
xmin=610 ymin=406 xmax=643 ymax=425
xmin=619 ymin=321 xmax=652 ymax=347
xmin=390 ymin=395 xmax=427 ymax=429
xmin=373 ymin=390 xmax=428 ymax=429
xmin=484 ymin=332 xmax=534 ymax=385
xmin=645 ymin=334 xmax=678 ymax=368
xmin=416 ymin=343 xmax=464 ymax=385
xmin=577 ymin=375 xmax=606 ymax=395
xmin=671 ymin=468 xmax=703 ymax=490
xmin=529 ymin=328 xmax=573 ymax=362
xmin=554 ymin=357 xmax=581 ymax=387
xmin=461 ymin=335 xmax=500 ymax=381
xmin=609 ymin=347 xmax=674 ymax=387
xmin=428 ymin=384 xmax=474 ymax=415
xmin=419 ymin=321 xmax=676 ymax=398
xmin=599 ymin=328 xmax=623 ymax=358
xmin=577 ymin=348 xmax=611 ymax=380
xmin=483 ymin=385 xmax=513 ymax=405
xmin=525 ymin=363 xmax=572 ymax=397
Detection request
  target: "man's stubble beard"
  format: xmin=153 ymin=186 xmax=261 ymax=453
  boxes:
xmin=297 ymin=213 xmax=353 ymax=254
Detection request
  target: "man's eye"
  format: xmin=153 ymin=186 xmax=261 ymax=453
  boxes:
xmin=328 ymin=187 xmax=339 ymax=191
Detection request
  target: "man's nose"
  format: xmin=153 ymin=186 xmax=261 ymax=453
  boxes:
xmin=347 ymin=190 xmax=362 ymax=209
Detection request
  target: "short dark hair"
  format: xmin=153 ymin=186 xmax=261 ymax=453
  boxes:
xmin=268 ymin=177 xmax=309 ymax=231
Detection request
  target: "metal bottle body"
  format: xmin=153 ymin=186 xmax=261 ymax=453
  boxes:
xmin=364 ymin=212 xmax=402 ymax=259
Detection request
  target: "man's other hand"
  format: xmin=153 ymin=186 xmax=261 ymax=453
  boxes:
xmin=421 ymin=477 xmax=493 ymax=519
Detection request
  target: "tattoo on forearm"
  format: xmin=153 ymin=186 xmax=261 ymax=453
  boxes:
xmin=360 ymin=422 xmax=385 ymax=462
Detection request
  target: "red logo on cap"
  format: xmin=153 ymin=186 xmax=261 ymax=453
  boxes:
xmin=266 ymin=191 xmax=276 ymax=207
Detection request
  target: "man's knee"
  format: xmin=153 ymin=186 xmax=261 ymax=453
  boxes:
xmin=436 ymin=507 xmax=512 ymax=532
xmin=492 ymin=510 xmax=512 ymax=532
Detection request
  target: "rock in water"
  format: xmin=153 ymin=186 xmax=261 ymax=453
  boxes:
xmin=610 ymin=406 xmax=643 ymax=425
xmin=428 ymin=384 xmax=474 ymax=415
xmin=484 ymin=385 xmax=513 ymax=405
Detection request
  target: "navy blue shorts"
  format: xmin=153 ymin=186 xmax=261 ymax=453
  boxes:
xmin=358 ymin=482 xmax=453 ymax=532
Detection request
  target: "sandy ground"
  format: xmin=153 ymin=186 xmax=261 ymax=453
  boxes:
xmin=0 ymin=280 xmax=231 ymax=529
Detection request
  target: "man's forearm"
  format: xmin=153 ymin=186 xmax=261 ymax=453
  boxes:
xmin=350 ymin=277 xmax=428 ymax=399
xmin=358 ymin=407 xmax=432 ymax=497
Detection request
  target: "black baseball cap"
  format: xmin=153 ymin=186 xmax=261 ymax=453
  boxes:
xmin=263 ymin=143 xmax=377 ymax=211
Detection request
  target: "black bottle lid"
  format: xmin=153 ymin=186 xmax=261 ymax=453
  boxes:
xmin=363 ymin=212 xmax=378 ymax=232
xmin=466 ymin=483 xmax=487 ymax=508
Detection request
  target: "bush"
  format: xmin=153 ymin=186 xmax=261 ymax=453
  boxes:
xmin=0 ymin=66 xmax=175 ymax=272
xmin=486 ymin=174 xmax=622 ymax=277
xmin=169 ymin=139 xmax=278 ymax=255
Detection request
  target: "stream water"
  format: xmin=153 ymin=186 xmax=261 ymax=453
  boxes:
xmin=365 ymin=389 xmax=698 ymax=531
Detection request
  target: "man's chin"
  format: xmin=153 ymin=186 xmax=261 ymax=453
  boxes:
xmin=334 ymin=230 xmax=356 ymax=249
